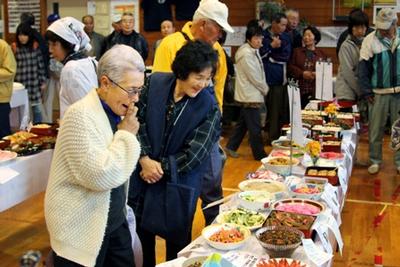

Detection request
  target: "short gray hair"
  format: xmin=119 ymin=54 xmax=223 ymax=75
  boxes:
xmin=285 ymin=8 xmax=299 ymax=17
xmin=97 ymin=44 xmax=145 ymax=84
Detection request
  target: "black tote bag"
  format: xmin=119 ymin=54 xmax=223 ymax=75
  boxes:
xmin=140 ymin=156 xmax=196 ymax=240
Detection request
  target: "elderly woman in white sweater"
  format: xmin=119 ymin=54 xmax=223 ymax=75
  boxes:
xmin=45 ymin=44 xmax=144 ymax=267
xmin=225 ymin=24 xmax=269 ymax=160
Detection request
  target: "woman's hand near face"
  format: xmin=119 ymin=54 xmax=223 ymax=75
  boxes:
xmin=118 ymin=102 xmax=139 ymax=135
xmin=139 ymin=156 xmax=164 ymax=183
xmin=303 ymin=71 xmax=314 ymax=80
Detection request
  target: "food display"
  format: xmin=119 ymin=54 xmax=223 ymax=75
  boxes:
xmin=301 ymin=115 xmax=323 ymax=126
xmin=3 ymin=131 xmax=37 ymax=144
xmin=2 ymin=130 xmax=57 ymax=156
xmin=238 ymin=191 xmax=275 ymax=211
xmin=271 ymin=139 xmax=302 ymax=150
xmin=216 ymin=208 xmax=267 ymax=230
xmin=262 ymin=157 xmax=300 ymax=176
xmin=263 ymin=210 xmax=315 ymax=237
xmin=270 ymin=149 xmax=304 ymax=159
xmin=306 ymin=166 xmax=339 ymax=185
xmin=209 ymin=227 xmax=245 ymax=243
xmin=182 ymin=256 xmax=208 ymax=267
xmin=322 ymin=140 xmax=342 ymax=153
xmin=30 ymin=123 xmax=58 ymax=136
xmin=257 ymin=228 xmax=302 ymax=246
xmin=274 ymin=202 xmax=322 ymax=215
xmin=0 ymin=150 xmax=17 ymax=164
xmin=0 ymin=139 xmax=10 ymax=150
xmin=255 ymin=226 xmax=304 ymax=258
xmin=246 ymin=169 xmax=284 ymax=182
xmin=267 ymin=157 xmax=297 ymax=165
xmin=319 ymin=151 xmax=344 ymax=160
xmin=257 ymin=258 xmax=307 ymax=267
xmin=202 ymin=223 xmax=250 ymax=250
xmin=238 ymin=179 xmax=287 ymax=199
xmin=290 ymin=183 xmax=324 ymax=200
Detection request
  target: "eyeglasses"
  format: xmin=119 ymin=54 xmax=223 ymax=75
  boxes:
xmin=106 ymin=76 xmax=142 ymax=96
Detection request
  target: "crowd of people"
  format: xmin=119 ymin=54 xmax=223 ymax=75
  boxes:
xmin=0 ymin=0 xmax=400 ymax=266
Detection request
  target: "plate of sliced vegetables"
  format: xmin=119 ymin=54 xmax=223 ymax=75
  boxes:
xmin=216 ymin=208 xmax=267 ymax=231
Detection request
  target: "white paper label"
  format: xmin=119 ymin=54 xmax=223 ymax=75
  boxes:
xmin=315 ymin=61 xmax=333 ymax=100
xmin=302 ymin=238 xmax=333 ymax=265
xmin=320 ymin=212 xmax=344 ymax=255
xmin=321 ymin=184 xmax=340 ymax=214
xmin=314 ymin=224 xmax=333 ymax=254
xmin=287 ymin=83 xmax=304 ymax=147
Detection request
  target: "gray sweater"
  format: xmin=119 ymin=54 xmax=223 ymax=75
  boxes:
xmin=335 ymin=35 xmax=362 ymax=101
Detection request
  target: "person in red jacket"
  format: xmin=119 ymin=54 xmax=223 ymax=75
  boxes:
xmin=288 ymin=26 xmax=326 ymax=108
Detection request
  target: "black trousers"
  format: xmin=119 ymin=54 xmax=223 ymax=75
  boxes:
xmin=0 ymin=103 xmax=11 ymax=138
xmin=53 ymin=221 xmax=134 ymax=267
xmin=226 ymin=107 xmax=267 ymax=160
xmin=136 ymin=220 xmax=191 ymax=267
xmin=266 ymin=85 xmax=289 ymax=143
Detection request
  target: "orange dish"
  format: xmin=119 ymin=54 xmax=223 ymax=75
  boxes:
xmin=208 ymin=228 xmax=244 ymax=243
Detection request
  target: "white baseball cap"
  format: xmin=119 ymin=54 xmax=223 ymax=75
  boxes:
xmin=112 ymin=13 xmax=122 ymax=23
xmin=375 ymin=8 xmax=398 ymax=30
xmin=193 ymin=0 xmax=234 ymax=33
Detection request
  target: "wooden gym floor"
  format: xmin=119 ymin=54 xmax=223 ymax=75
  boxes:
xmin=0 ymin=130 xmax=399 ymax=266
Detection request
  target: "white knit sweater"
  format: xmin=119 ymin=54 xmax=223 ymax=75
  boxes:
xmin=44 ymin=89 xmax=140 ymax=267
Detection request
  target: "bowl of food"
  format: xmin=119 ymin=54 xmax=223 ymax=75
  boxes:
xmin=256 ymin=258 xmax=308 ymax=267
xmin=202 ymin=223 xmax=251 ymax=250
xmin=272 ymin=198 xmax=325 ymax=216
xmin=238 ymin=179 xmax=287 ymax=199
xmin=271 ymin=139 xmax=303 ymax=151
xmin=182 ymin=256 xmax=208 ymax=267
xmin=182 ymin=255 xmax=233 ymax=267
xmin=255 ymin=226 xmax=304 ymax=258
xmin=289 ymin=183 xmax=324 ymax=200
xmin=215 ymin=208 xmax=267 ymax=230
xmin=0 ymin=139 xmax=10 ymax=150
xmin=261 ymin=156 xmax=300 ymax=176
xmin=238 ymin=191 xmax=275 ymax=211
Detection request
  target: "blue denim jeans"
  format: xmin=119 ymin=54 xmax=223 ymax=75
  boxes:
xmin=31 ymin=104 xmax=43 ymax=124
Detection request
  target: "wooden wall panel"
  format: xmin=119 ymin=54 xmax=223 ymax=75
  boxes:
xmin=139 ymin=0 xmax=375 ymax=70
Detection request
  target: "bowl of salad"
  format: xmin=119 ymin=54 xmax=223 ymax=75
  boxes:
xmin=202 ymin=223 xmax=251 ymax=250
xmin=215 ymin=208 xmax=267 ymax=231
xmin=238 ymin=191 xmax=275 ymax=211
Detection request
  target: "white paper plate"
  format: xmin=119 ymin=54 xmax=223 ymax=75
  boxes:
xmin=0 ymin=150 xmax=17 ymax=165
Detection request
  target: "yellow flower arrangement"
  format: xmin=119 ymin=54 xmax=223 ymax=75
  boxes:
xmin=305 ymin=140 xmax=321 ymax=158
xmin=324 ymin=103 xmax=339 ymax=116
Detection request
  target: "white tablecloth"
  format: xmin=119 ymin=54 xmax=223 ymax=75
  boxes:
xmin=158 ymin=128 xmax=358 ymax=267
xmin=0 ymin=150 xmax=52 ymax=212
xmin=10 ymin=83 xmax=30 ymax=130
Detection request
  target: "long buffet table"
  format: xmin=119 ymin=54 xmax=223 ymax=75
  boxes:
xmin=0 ymin=150 xmax=53 ymax=212
xmin=158 ymin=128 xmax=358 ymax=267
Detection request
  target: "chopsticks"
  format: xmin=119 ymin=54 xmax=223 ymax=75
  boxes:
xmin=202 ymin=193 xmax=236 ymax=210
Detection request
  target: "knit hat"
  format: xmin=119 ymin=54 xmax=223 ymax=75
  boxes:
xmin=112 ymin=13 xmax=122 ymax=23
xmin=375 ymin=8 xmax=398 ymax=30
xmin=193 ymin=0 xmax=234 ymax=33
xmin=47 ymin=16 xmax=92 ymax=52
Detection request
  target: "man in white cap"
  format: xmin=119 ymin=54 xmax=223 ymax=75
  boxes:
xmin=359 ymin=7 xmax=400 ymax=175
xmin=151 ymin=0 xmax=233 ymax=226
xmin=101 ymin=14 xmax=122 ymax=57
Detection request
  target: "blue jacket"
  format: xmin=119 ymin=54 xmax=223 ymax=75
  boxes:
xmin=260 ymin=28 xmax=292 ymax=86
